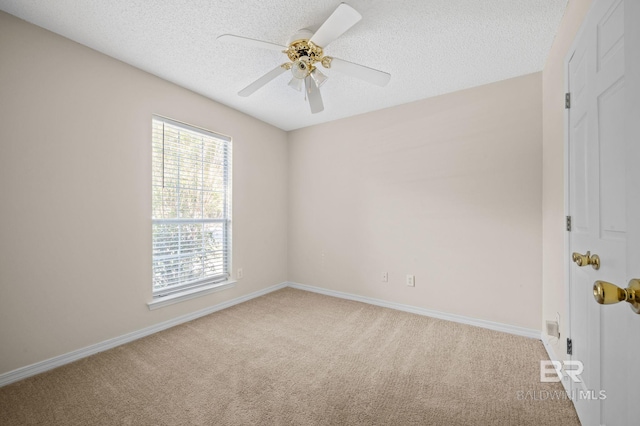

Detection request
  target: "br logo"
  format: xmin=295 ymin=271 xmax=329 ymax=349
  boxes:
xmin=540 ymin=360 xmax=584 ymax=383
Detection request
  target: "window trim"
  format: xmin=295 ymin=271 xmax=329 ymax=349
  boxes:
xmin=147 ymin=280 xmax=236 ymax=310
xmin=151 ymin=115 xmax=232 ymax=302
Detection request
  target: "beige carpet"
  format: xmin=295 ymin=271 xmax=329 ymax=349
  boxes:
xmin=0 ymin=288 xmax=579 ymax=425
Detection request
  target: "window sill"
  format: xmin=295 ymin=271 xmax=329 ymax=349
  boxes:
xmin=147 ymin=280 xmax=236 ymax=310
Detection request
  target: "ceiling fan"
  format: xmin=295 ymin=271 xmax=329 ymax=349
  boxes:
xmin=217 ymin=3 xmax=391 ymax=114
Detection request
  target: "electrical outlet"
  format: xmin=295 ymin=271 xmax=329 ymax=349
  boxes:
xmin=237 ymin=268 xmax=243 ymax=280
xmin=406 ymin=274 xmax=415 ymax=287
xmin=382 ymin=272 xmax=388 ymax=282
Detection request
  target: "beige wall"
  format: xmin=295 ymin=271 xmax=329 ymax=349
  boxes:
xmin=288 ymin=73 xmax=543 ymax=330
xmin=541 ymin=0 xmax=592 ymax=360
xmin=0 ymin=12 xmax=288 ymax=375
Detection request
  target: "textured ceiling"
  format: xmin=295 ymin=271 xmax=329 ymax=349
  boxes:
xmin=0 ymin=0 xmax=567 ymax=131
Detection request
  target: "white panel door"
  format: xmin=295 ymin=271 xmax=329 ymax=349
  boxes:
xmin=623 ymin=2 xmax=640 ymax=425
xmin=567 ymin=0 xmax=639 ymax=425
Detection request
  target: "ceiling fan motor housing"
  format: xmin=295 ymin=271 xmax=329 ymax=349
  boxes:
xmin=288 ymin=29 xmax=314 ymax=46
xmin=286 ymin=29 xmax=324 ymax=67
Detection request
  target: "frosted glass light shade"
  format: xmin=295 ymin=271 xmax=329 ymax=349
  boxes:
xmin=288 ymin=77 xmax=303 ymax=91
xmin=291 ymin=59 xmax=310 ymax=79
xmin=311 ymin=68 xmax=328 ymax=87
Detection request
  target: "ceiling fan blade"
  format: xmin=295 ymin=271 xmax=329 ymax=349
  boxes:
xmin=309 ymin=3 xmax=362 ymax=48
xmin=238 ymin=65 xmax=287 ymax=97
xmin=217 ymin=34 xmax=286 ymax=51
xmin=328 ymin=57 xmax=391 ymax=87
xmin=304 ymin=75 xmax=324 ymax=114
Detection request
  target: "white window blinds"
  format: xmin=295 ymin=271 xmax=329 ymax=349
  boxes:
xmin=152 ymin=116 xmax=232 ymax=296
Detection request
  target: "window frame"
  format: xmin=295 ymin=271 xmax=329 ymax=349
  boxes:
xmin=151 ymin=115 xmax=232 ymax=299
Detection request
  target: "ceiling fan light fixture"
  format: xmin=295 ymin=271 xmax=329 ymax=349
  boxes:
xmin=291 ymin=58 xmax=311 ymax=79
xmin=288 ymin=76 xmax=303 ymax=92
xmin=310 ymin=68 xmax=328 ymax=87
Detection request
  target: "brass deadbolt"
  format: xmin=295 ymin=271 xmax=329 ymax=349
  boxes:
xmin=572 ymin=251 xmax=600 ymax=270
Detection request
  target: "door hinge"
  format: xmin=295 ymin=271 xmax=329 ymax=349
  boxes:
xmin=566 ymin=215 xmax=572 ymax=232
xmin=565 ymin=92 xmax=571 ymax=109
xmin=567 ymin=338 xmax=573 ymax=355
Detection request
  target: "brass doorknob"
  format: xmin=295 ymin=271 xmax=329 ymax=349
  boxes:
xmin=593 ymin=279 xmax=640 ymax=314
xmin=572 ymin=251 xmax=600 ymax=270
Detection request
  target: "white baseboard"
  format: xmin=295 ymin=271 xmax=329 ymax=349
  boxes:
xmin=1 ymin=280 xmax=543 ymax=388
xmin=541 ymin=333 xmax=561 ymax=363
xmin=287 ymin=282 xmax=541 ymax=339
xmin=0 ymin=282 xmax=288 ymax=387
xmin=541 ymin=334 xmax=572 ymax=395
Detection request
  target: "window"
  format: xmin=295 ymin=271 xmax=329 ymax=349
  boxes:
xmin=152 ymin=116 xmax=231 ymax=297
